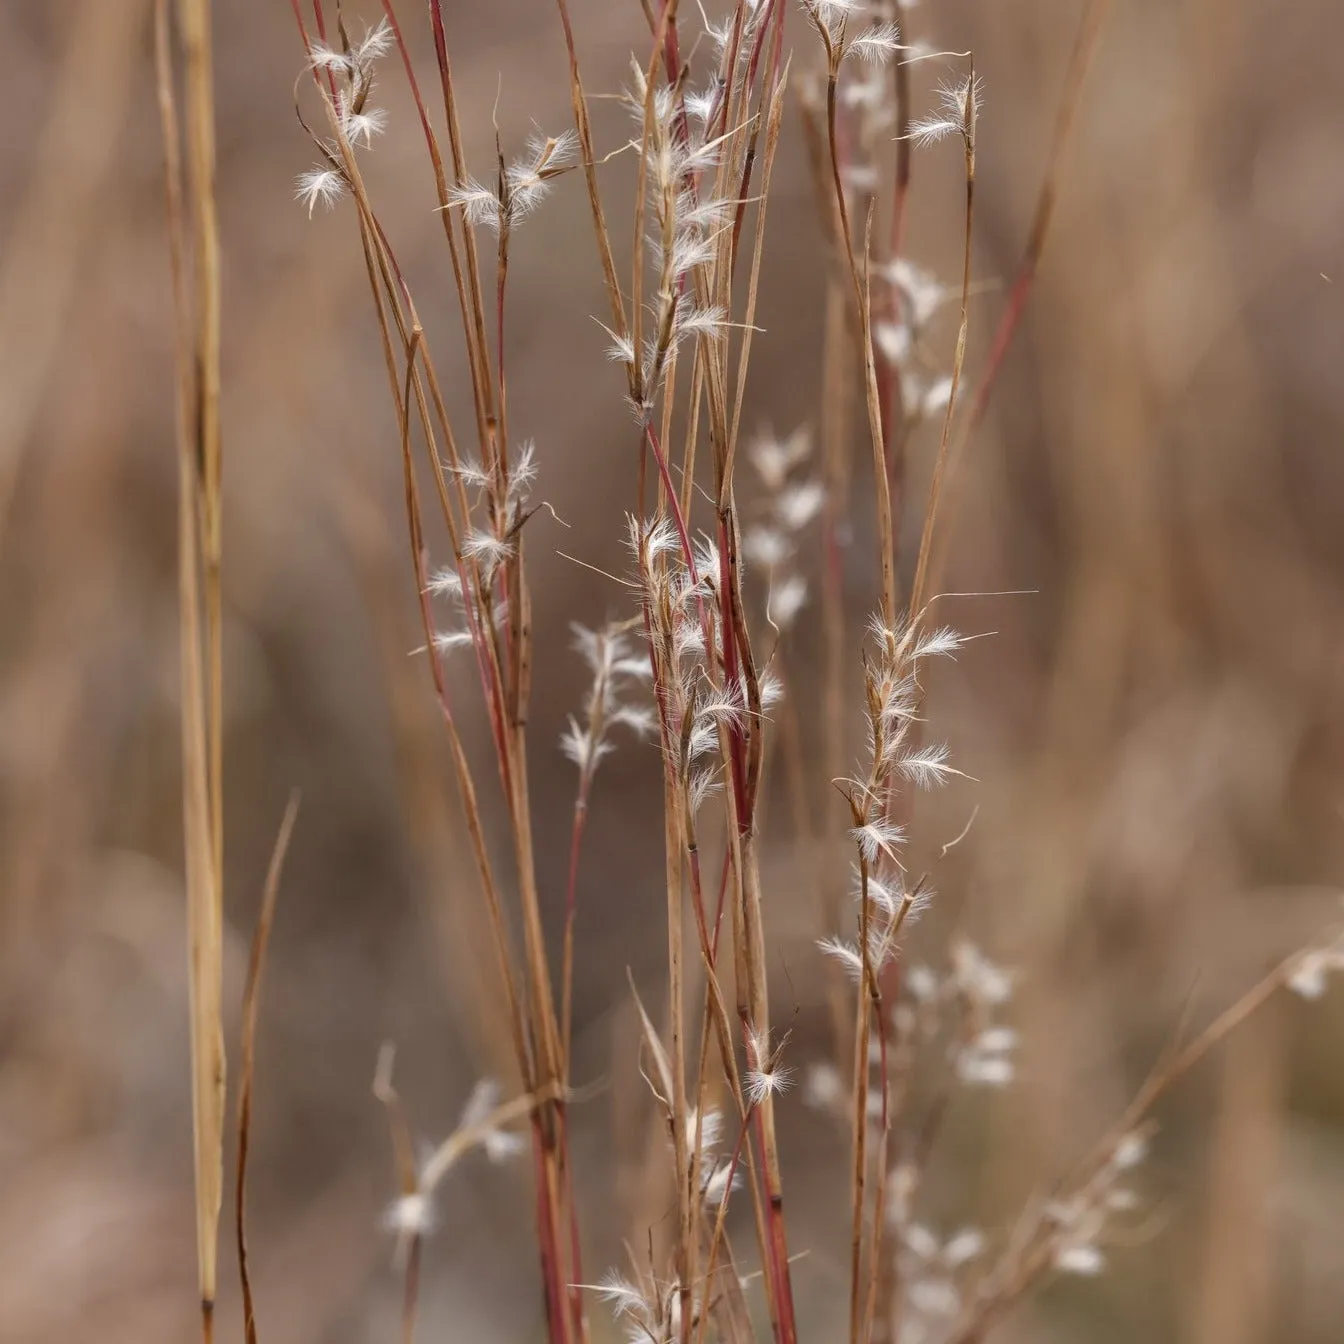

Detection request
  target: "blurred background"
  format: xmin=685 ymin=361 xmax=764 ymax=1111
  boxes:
xmin=2 ymin=1 xmax=1342 ymax=1341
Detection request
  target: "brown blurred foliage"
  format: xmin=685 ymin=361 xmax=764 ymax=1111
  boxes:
xmin=1 ymin=1 xmax=1341 ymax=1341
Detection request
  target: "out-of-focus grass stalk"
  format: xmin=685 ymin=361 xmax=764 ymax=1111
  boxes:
xmin=236 ymin=794 xmax=301 ymax=1344
xmin=155 ymin=2 xmax=225 ymax=1340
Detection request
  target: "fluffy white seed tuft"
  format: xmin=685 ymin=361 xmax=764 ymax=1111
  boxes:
xmin=295 ymin=166 xmax=346 ymax=217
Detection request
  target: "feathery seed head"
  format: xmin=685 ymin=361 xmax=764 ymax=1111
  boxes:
xmin=462 ymin=527 xmax=514 ymax=570
xmin=684 ymin=82 xmax=723 ymax=127
xmin=776 ymin=480 xmax=826 ymax=531
xmin=749 ymin=426 xmax=812 ymax=491
xmin=432 ymin=629 xmax=475 ymax=655
xmin=686 ymin=768 xmax=722 ymax=815
xmin=1111 ymin=1132 xmax=1149 ymax=1171
xmin=745 ymin=1060 xmax=794 ymax=1107
xmin=295 ymin=166 xmax=347 ymax=217
xmin=919 ymin=374 xmax=955 ymax=419
xmin=852 ymin=816 xmax=906 ymax=864
xmin=426 ymin=566 xmax=463 ymax=599
xmin=845 ymin=22 xmax=905 ymax=65
xmin=687 ymin=1106 xmax=723 ymax=1154
xmin=561 ymin=718 xmax=613 ymax=773
xmin=951 ymin=939 xmax=1014 ymax=1007
xmin=768 ymin=574 xmax=808 ymax=629
xmin=743 ymin=526 xmax=793 ymax=572
xmin=504 ymin=129 xmax=577 ymax=222
xmin=804 ymin=1061 xmax=845 ymax=1112
xmin=307 ymin=41 xmax=352 ymax=74
xmin=384 ymin=1191 xmax=435 ymax=1238
xmin=447 ymin=457 xmax=493 ymax=491
xmin=507 ymin=440 xmax=539 ymax=499
xmin=757 ymin=672 xmax=784 ymax=710
xmin=743 ymin=1025 xmax=793 ymax=1106
xmin=818 ymin=935 xmax=866 ymax=983
xmin=628 ymin=514 xmax=681 ymax=570
xmin=673 ymin=303 xmax=729 ymax=344
xmin=956 ymin=1027 xmax=1017 ymax=1087
xmin=909 ymin=75 xmax=982 ymax=147
xmin=897 ymin=742 xmax=958 ymax=789
xmin=906 ymin=963 xmax=940 ymax=1002
xmin=702 ymin=1159 xmax=741 ymax=1206
xmin=339 ymin=101 xmax=387 ymax=148
xmin=353 ymin=17 xmax=394 ymax=64
xmin=875 ymin=319 xmax=912 ymax=366
xmin=596 ymin=1271 xmax=648 ymax=1318
xmin=447 ymin=177 xmax=503 ymax=231
xmin=884 ymin=257 xmax=949 ymax=331
xmin=1287 ymin=931 xmax=1344 ymax=999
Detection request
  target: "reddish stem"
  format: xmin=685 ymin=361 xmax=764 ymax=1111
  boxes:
xmin=741 ymin=1016 xmax=799 ymax=1344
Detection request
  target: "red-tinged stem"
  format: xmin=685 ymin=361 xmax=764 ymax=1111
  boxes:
xmin=550 ymin=1033 xmax=589 ymax=1344
xmin=963 ymin=269 xmax=1029 ymax=441
xmin=559 ymin=766 xmax=594 ymax=1344
xmin=861 ymin=976 xmax=893 ymax=1342
xmin=562 ymin=1151 xmax=586 ymax=1342
xmin=496 ymin=233 xmax=510 ymax=485
xmin=709 ymin=5 xmax=747 ymax=141
xmin=696 ymin=1104 xmax=757 ymax=1344
xmin=378 ymin=1 xmax=436 ymax=148
xmin=964 ymin=0 xmax=1113 ymax=443
xmin=729 ymin=0 xmax=785 ymax=266
xmin=643 ymin=421 xmax=699 ymax=582
xmin=742 ymin=1017 xmax=799 ymax=1344
xmin=686 ymin=836 xmax=711 ymax=963
xmin=383 ymin=1 xmax=499 ymax=463
xmin=454 ymin=556 xmax=515 ymax=801
xmin=287 ymin=0 xmax=309 ymax=43
xmin=715 ymin=518 xmax=752 ymax=835
xmin=749 ymin=0 xmax=786 ymax=98
xmin=530 ymin=1128 xmax=572 ymax=1344
xmin=495 ymin=227 xmax=519 ymax=682
xmin=289 ymin=0 xmax=337 ymax=101
xmin=371 ymin=220 xmax=514 ymax=793
xmin=329 ymin=182 xmax=514 ymax=784
xmin=654 ymin=0 xmax=681 ymax=87
xmin=561 ymin=792 xmax=589 ymax=1062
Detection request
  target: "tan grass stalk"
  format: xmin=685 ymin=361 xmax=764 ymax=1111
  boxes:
xmin=908 ymin=59 xmax=977 ymax=620
xmin=875 ymin=1 xmax=913 ymax=507
xmin=723 ymin=64 xmax=791 ymax=498
xmin=819 ymin=277 xmax=857 ymax=1059
xmin=551 ymin=0 xmax=630 ymax=345
xmin=379 ymin=3 xmax=493 ymax=455
xmin=155 ymin=4 xmax=225 ymax=1339
xmin=236 ymin=792 xmax=301 ymax=1344
xmin=806 ymin=4 xmax=897 ymax=632
xmin=424 ymin=1 xmax=498 ymax=450
xmin=176 ymin=0 xmax=225 ymax=932
xmin=664 ymin=730 xmax=694 ymax=1344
